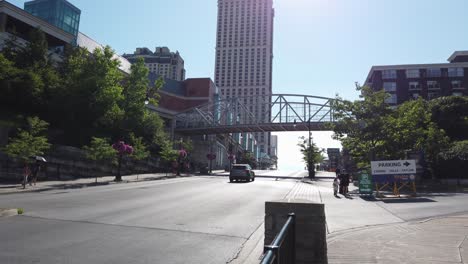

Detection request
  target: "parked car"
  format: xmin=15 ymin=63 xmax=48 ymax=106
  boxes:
xmin=229 ymin=164 xmax=255 ymax=182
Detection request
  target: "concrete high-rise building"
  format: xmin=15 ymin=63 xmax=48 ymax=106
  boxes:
xmin=123 ymin=47 xmax=186 ymax=81
xmin=214 ymin=0 xmax=274 ymax=156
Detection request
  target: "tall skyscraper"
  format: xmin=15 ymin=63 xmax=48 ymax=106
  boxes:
xmin=214 ymin=0 xmax=274 ymax=155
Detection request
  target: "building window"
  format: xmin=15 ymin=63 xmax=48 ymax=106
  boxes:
xmin=409 ymin=81 xmax=421 ymax=90
xmin=452 ymin=92 xmax=463 ymax=96
xmin=383 ymin=82 xmax=396 ymax=92
xmin=451 ymin=80 xmax=463 ymax=89
xmin=426 ymin=68 xmax=441 ymax=77
xmin=410 ymin=93 xmax=420 ymax=99
xmin=382 ymin=70 xmax=397 ymax=79
xmin=427 ymin=81 xmax=440 ymax=89
xmin=448 ymin=67 xmax=464 ymax=77
xmin=406 ymin=69 xmax=420 ymax=78
xmin=385 ymin=94 xmax=397 ymax=104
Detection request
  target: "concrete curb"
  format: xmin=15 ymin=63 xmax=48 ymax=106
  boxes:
xmin=0 ymin=208 xmax=18 ymax=217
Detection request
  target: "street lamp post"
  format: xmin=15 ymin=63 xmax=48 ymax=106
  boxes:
xmin=209 ymin=137 xmax=213 ymax=174
xmin=307 ymin=118 xmax=314 ymax=179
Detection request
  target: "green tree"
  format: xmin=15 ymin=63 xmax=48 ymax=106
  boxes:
xmin=15 ymin=28 xmax=50 ymax=68
xmin=3 ymin=117 xmax=51 ymax=188
xmin=297 ymin=136 xmax=324 ymax=178
xmin=0 ymin=29 xmax=61 ymax=118
xmin=331 ymin=85 xmax=393 ymax=167
xmin=238 ymin=151 xmax=257 ymax=168
xmin=388 ymin=98 xmax=449 ymax=178
xmin=159 ymin=140 xmax=179 ymax=175
xmin=429 ymin=96 xmax=468 ymax=141
xmin=121 ymin=58 xmax=149 ymax=135
xmin=129 ymin=133 xmax=150 ymax=179
xmin=55 ymin=46 xmax=124 ymax=145
xmin=0 ymin=53 xmax=18 ymax=80
xmin=129 ymin=133 xmax=150 ymax=161
xmin=331 ymin=85 xmax=450 ymax=179
xmin=440 ymin=140 xmax=468 ymax=161
xmin=83 ymin=137 xmax=116 ymax=183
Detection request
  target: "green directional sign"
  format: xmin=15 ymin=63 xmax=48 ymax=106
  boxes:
xmin=359 ymin=172 xmax=373 ymax=195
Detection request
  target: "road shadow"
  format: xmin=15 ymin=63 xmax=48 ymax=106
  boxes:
xmin=359 ymin=195 xmax=378 ymax=201
xmin=228 ymin=180 xmax=252 ymax=184
xmin=0 ymin=184 xmax=19 ymax=189
xmin=381 ymin=197 xmax=436 ymax=203
xmin=314 ymin=176 xmax=337 ymax=180
xmin=360 ymin=196 xmax=436 ymax=203
xmin=38 ymin=181 xmax=111 ymax=191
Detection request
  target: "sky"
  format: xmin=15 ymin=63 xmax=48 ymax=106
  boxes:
xmin=8 ymin=0 xmax=468 ymax=170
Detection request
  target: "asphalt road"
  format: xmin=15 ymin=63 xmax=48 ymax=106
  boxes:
xmin=0 ymin=175 xmax=297 ymax=264
xmin=1 ymin=170 xmax=468 ymax=264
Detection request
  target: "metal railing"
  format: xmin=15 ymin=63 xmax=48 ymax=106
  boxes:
xmin=260 ymin=213 xmax=296 ymax=264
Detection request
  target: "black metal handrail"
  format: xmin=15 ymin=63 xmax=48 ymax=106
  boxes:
xmin=260 ymin=213 xmax=296 ymax=264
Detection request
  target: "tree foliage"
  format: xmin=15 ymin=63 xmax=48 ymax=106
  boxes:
xmin=331 ymin=85 xmax=393 ymax=167
xmin=1 ymin=28 xmax=170 ymax=155
xmin=159 ymin=140 xmax=179 ymax=173
xmin=129 ymin=133 xmax=150 ymax=161
xmin=297 ymin=136 xmax=324 ymax=173
xmin=3 ymin=117 xmax=51 ymax=163
xmin=331 ymin=85 xmax=450 ymax=177
xmin=440 ymin=140 xmax=468 ymax=161
xmin=332 ymin=84 xmax=454 ymax=177
xmin=429 ymin=96 xmax=468 ymax=141
xmin=0 ymin=29 xmax=60 ymax=118
xmin=83 ymin=137 xmax=116 ymax=164
xmin=238 ymin=151 xmax=257 ymax=168
xmin=55 ymin=46 xmax=125 ymax=145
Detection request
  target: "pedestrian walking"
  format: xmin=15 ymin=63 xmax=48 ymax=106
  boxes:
xmin=338 ymin=173 xmax=345 ymax=195
xmin=342 ymin=173 xmax=350 ymax=196
xmin=22 ymin=165 xmax=31 ymax=189
xmin=333 ymin=177 xmax=340 ymax=196
xmin=30 ymin=160 xmax=42 ymax=186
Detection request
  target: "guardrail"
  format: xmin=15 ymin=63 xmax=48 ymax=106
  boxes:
xmin=260 ymin=213 xmax=296 ymax=264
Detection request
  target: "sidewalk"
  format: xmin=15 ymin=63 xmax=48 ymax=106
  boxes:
xmin=328 ymin=213 xmax=468 ymax=264
xmin=241 ymin=177 xmax=468 ymax=264
xmin=0 ymin=172 xmax=203 ymax=195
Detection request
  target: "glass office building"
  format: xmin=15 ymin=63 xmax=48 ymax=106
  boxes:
xmin=24 ymin=0 xmax=80 ymax=38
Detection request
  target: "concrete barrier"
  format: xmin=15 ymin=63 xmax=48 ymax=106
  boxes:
xmin=265 ymin=199 xmax=327 ymax=264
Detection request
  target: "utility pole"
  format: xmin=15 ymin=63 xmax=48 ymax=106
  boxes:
xmin=209 ymin=136 xmax=213 ymax=174
xmin=308 ymin=119 xmax=314 ymax=179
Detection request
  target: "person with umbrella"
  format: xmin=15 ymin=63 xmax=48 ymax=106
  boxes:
xmin=30 ymin=156 xmax=46 ymax=186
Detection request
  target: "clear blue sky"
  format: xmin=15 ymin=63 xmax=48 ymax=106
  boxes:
xmin=9 ymin=0 xmax=468 ymax=101
xmin=9 ymin=0 xmax=468 ymax=169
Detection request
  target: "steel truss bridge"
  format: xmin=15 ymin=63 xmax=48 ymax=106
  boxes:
xmin=174 ymin=94 xmax=336 ymax=134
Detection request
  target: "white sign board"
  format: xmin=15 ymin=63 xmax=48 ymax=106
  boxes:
xmin=371 ymin=160 xmax=416 ymax=175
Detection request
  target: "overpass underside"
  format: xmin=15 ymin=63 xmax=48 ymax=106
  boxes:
xmin=175 ymin=122 xmax=331 ymax=135
xmin=174 ymin=94 xmax=337 ymax=135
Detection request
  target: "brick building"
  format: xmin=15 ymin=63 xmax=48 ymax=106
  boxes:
xmin=364 ymin=51 xmax=468 ymax=105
